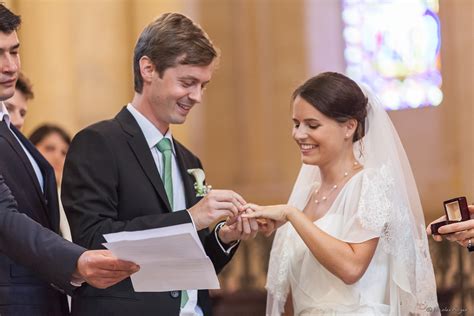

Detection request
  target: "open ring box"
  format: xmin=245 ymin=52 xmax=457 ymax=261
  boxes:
xmin=431 ymin=197 xmax=473 ymax=252
xmin=431 ymin=197 xmax=470 ymax=235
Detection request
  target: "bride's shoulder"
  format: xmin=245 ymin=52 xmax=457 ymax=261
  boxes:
xmin=357 ymin=164 xmax=397 ymax=192
xmin=359 ymin=163 xmax=394 ymax=178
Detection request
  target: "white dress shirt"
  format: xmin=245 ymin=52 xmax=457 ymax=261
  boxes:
xmin=127 ymin=104 xmax=202 ymax=316
xmin=127 ymin=104 xmax=240 ymax=315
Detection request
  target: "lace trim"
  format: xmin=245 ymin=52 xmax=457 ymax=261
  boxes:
xmin=357 ymin=164 xmax=438 ymax=314
xmin=357 ymin=164 xmax=394 ymax=234
xmin=266 ymin=223 xmax=292 ymax=303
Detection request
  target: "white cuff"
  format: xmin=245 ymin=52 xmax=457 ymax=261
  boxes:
xmin=186 ymin=209 xmax=197 ymax=229
xmin=214 ymin=222 xmax=240 ymax=255
xmin=70 ymin=279 xmax=84 ymax=287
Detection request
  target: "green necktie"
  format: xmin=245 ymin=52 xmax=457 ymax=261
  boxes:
xmin=156 ymin=138 xmax=173 ymax=210
xmin=156 ymin=138 xmax=188 ymax=308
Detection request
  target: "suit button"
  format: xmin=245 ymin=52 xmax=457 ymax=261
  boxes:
xmin=170 ymin=291 xmax=179 ymax=298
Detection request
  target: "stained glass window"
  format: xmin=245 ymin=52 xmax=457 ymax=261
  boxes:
xmin=342 ymin=0 xmax=442 ymax=110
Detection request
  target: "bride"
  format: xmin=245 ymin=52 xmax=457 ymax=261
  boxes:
xmin=244 ymin=72 xmax=439 ymax=315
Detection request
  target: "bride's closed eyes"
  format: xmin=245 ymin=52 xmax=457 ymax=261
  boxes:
xmin=292 ymin=119 xmax=322 ymax=130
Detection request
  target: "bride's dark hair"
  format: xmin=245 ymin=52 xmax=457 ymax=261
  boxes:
xmin=292 ymin=72 xmax=368 ymax=142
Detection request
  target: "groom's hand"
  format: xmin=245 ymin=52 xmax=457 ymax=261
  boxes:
xmin=188 ymin=190 xmax=246 ymax=230
xmin=218 ymin=209 xmax=259 ymax=243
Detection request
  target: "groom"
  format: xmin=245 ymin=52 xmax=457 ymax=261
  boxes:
xmin=62 ymin=13 xmax=259 ymax=315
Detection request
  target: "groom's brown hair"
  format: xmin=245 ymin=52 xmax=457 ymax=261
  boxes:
xmin=133 ymin=12 xmax=218 ymax=93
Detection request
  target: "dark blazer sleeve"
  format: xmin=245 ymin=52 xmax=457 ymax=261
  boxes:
xmin=203 ymin=223 xmax=237 ymax=274
xmin=0 ymin=174 xmax=85 ymax=294
xmin=62 ymin=128 xmax=193 ymax=250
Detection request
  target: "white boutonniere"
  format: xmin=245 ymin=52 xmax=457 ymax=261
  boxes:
xmin=187 ymin=168 xmax=212 ymax=197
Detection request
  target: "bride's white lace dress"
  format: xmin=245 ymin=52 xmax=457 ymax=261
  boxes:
xmin=288 ymin=168 xmax=393 ymax=315
xmin=265 ymin=86 xmax=439 ymax=316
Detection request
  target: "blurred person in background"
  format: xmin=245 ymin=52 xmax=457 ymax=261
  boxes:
xmin=4 ymin=71 xmax=33 ymax=130
xmin=30 ymin=124 xmax=72 ymax=241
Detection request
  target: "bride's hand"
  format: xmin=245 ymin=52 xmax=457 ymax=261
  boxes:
xmin=242 ymin=203 xmax=294 ymax=227
xmin=256 ymin=218 xmax=277 ymax=237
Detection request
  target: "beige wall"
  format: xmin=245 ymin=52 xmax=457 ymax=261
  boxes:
xmin=197 ymin=0 xmax=306 ymax=204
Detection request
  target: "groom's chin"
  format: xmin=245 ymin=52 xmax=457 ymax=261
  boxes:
xmin=170 ymin=114 xmax=188 ymax=125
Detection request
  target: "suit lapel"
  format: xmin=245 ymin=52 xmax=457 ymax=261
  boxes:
xmin=0 ymin=121 xmax=46 ymax=207
xmin=116 ymin=108 xmax=173 ymax=212
xmin=11 ymin=125 xmax=58 ymax=229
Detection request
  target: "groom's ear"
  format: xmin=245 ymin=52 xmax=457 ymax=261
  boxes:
xmin=139 ymin=56 xmax=155 ymax=84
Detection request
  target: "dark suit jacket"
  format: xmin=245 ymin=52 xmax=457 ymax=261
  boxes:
xmin=0 ymin=121 xmax=84 ymax=316
xmin=62 ymin=107 xmax=237 ymax=316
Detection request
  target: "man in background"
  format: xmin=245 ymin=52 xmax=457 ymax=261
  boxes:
xmin=0 ymin=4 xmax=139 ymax=315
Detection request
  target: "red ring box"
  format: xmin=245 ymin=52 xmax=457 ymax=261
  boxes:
xmin=431 ymin=197 xmax=470 ymax=235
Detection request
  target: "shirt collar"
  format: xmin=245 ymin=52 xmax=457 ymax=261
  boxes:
xmin=126 ymin=103 xmax=175 ymax=153
xmin=0 ymin=102 xmax=11 ymax=127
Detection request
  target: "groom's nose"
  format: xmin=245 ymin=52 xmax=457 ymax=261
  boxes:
xmin=188 ymin=85 xmax=203 ymax=103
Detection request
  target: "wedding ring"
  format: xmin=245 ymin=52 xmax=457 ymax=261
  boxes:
xmin=468 ymin=238 xmax=474 ymax=252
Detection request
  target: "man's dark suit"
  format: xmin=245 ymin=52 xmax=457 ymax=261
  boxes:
xmin=62 ymin=107 xmax=236 ymax=316
xmin=0 ymin=121 xmax=84 ymax=315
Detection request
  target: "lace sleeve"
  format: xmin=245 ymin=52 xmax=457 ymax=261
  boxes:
xmin=356 ymin=164 xmax=395 ymax=235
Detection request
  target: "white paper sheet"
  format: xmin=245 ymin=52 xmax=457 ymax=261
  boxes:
xmin=103 ymin=223 xmax=220 ymax=292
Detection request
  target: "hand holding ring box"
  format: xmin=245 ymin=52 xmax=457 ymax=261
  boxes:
xmin=431 ymin=197 xmax=470 ymax=235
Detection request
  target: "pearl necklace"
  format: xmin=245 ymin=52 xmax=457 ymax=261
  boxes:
xmin=314 ymin=161 xmax=361 ymax=204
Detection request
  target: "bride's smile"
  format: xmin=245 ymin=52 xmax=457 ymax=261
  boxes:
xmin=298 ymin=143 xmax=319 ymax=153
xmin=292 ymin=95 xmax=355 ymax=168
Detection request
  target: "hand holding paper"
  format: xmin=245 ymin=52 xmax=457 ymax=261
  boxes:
xmin=103 ymin=223 xmax=220 ymax=292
